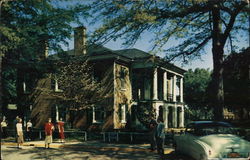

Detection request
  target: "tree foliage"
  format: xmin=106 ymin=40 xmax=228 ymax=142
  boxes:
xmin=88 ymin=0 xmax=249 ymax=120
xmin=0 ymin=0 xmax=90 ymax=115
xmin=184 ymin=68 xmax=213 ymax=120
xmin=52 ymin=58 xmax=109 ymax=110
xmin=184 ymin=68 xmax=212 ymax=109
xmin=223 ymin=47 xmax=250 ymax=109
xmin=89 ymin=0 xmax=248 ymax=61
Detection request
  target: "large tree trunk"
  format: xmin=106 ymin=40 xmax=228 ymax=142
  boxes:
xmin=0 ymin=55 xmax=2 ymax=117
xmin=16 ymin=67 xmax=25 ymax=117
xmin=211 ymin=3 xmax=224 ymax=120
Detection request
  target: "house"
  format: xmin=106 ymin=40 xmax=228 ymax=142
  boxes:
xmin=21 ymin=26 xmax=186 ymax=131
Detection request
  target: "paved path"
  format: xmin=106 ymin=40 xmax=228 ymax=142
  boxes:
xmin=1 ymin=140 xmax=174 ymax=153
xmin=1 ymin=141 xmax=194 ymax=160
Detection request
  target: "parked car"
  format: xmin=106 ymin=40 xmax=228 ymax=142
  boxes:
xmin=174 ymin=121 xmax=250 ymax=160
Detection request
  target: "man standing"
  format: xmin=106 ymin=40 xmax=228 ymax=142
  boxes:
xmin=26 ymin=120 xmax=33 ymax=141
xmin=44 ymin=118 xmax=54 ymax=149
xmin=156 ymin=117 xmax=165 ymax=157
xmin=1 ymin=117 xmax=8 ymax=138
xmin=149 ymin=117 xmax=157 ymax=151
xmin=57 ymin=118 xmax=65 ymax=143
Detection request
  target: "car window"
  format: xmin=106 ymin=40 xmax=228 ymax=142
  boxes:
xmin=193 ymin=123 xmax=235 ymax=136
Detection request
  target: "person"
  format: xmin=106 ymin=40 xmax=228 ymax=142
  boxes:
xmin=149 ymin=117 xmax=158 ymax=151
xmin=156 ymin=117 xmax=165 ymax=157
xmin=57 ymin=118 xmax=65 ymax=143
xmin=44 ymin=118 xmax=54 ymax=149
xmin=16 ymin=118 xmax=24 ymax=149
xmin=26 ymin=120 xmax=33 ymax=141
xmin=13 ymin=116 xmax=20 ymax=142
xmin=1 ymin=117 xmax=8 ymax=138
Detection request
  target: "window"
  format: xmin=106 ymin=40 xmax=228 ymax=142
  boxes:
xmin=92 ymin=106 xmax=105 ymax=123
xmin=119 ymin=104 xmax=127 ymax=123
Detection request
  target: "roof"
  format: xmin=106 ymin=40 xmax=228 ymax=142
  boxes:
xmin=49 ymin=44 xmax=186 ymax=74
xmin=87 ymin=44 xmax=113 ymax=56
xmin=114 ymin=48 xmax=151 ymax=59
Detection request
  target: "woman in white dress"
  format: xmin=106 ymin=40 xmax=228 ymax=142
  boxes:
xmin=16 ymin=118 xmax=24 ymax=149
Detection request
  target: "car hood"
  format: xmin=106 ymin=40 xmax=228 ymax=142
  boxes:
xmin=199 ymin=134 xmax=250 ymax=153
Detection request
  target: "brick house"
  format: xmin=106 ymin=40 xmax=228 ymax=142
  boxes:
xmin=22 ymin=27 xmax=186 ymax=131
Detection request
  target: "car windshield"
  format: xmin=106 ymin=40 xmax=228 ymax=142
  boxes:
xmin=186 ymin=122 xmax=236 ymax=136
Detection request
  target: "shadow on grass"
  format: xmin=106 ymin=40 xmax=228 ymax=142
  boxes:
xmin=3 ymin=144 xmax=194 ymax=160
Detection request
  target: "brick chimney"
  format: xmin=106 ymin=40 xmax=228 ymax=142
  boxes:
xmin=74 ymin=26 xmax=87 ymax=55
xmin=39 ymin=40 xmax=48 ymax=60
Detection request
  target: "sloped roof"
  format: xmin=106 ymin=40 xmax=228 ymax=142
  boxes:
xmin=87 ymin=44 xmax=113 ymax=55
xmin=114 ymin=48 xmax=151 ymax=59
xmin=48 ymin=44 xmax=186 ymax=74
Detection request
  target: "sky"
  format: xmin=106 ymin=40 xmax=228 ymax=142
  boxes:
xmin=60 ymin=2 xmax=249 ymax=71
xmin=64 ymin=28 xmax=249 ymax=71
xmin=104 ymin=37 xmax=214 ymax=70
xmin=62 ymin=19 xmax=249 ymax=71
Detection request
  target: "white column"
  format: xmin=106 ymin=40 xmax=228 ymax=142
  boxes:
xmin=180 ymin=77 xmax=183 ymax=103
xmin=163 ymin=72 xmax=167 ymax=100
xmin=55 ymin=79 xmax=59 ymax=91
xmin=138 ymin=89 xmax=141 ymax=100
xmin=173 ymin=104 xmax=177 ymax=128
xmin=56 ymin=105 xmax=59 ymax=122
xmin=173 ymin=75 xmax=177 ymax=102
xmin=153 ymin=68 xmax=158 ymax=100
xmin=163 ymin=106 xmax=168 ymax=129
xmin=169 ymin=77 xmax=172 ymax=101
xmin=23 ymin=82 xmax=26 ymax=93
xmin=155 ymin=104 xmax=159 ymax=119
xmin=92 ymin=107 xmax=96 ymax=123
xmin=179 ymin=106 xmax=184 ymax=128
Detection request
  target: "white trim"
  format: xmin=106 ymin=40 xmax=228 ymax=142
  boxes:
xmin=92 ymin=106 xmax=104 ymax=124
xmin=160 ymin=67 xmax=184 ymax=77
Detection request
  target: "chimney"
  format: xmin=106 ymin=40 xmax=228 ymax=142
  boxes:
xmin=39 ymin=39 xmax=49 ymax=60
xmin=74 ymin=26 xmax=87 ymax=55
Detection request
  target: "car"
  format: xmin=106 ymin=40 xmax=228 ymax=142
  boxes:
xmin=174 ymin=121 xmax=250 ymax=160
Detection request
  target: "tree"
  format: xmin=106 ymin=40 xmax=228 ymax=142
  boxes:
xmin=184 ymin=68 xmax=213 ymax=119
xmin=29 ymin=55 xmax=112 ymax=127
xmin=223 ymin=47 xmax=250 ymax=119
xmin=35 ymin=57 xmax=110 ymax=110
xmin=0 ymin=0 xmax=89 ymax=117
xmin=88 ymin=0 xmax=249 ymax=120
xmin=184 ymin=68 xmax=212 ymax=109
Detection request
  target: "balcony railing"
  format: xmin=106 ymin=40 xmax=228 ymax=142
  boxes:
xmin=167 ymin=94 xmax=173 ymax=101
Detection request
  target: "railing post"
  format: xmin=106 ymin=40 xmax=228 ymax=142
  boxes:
xmin=130 ymin=133 xmax=133 ymax=143
xmin=84 ymin=131 xmax=87 ymax=141
xmin=116 ymin=132 xmax=119 ymax=142
xmin=39 ymin=130 xmax=42 ymax=140
xmin=103 ymin=132 xmax=105 ymax=142
xmin=108 ymin=132 xmax=110 ymax=142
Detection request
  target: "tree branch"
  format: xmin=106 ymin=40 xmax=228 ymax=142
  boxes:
xmin=221 ymin=1 xmax=248 ymax=46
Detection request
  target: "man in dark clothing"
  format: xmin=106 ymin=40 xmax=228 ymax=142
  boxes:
xmin=149 ymin=117 xmax=158 ymax=151
xmin=156 ymin=117 xmax=165 ymax=157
